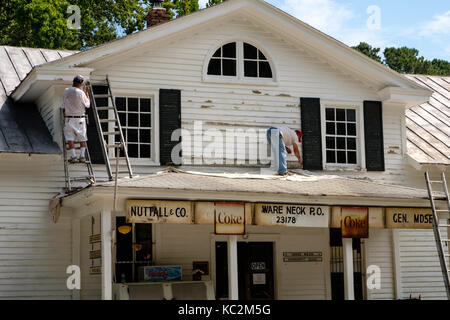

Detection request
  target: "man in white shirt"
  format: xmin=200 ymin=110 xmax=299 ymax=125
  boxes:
xmin=63 ymin=75 xmax=91 ymax=163
xmin=266 ymin=126 xmax=303 ymax=175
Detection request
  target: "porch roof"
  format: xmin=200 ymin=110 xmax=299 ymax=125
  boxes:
xmin=93 ymin=168 xmax=437 ymax=201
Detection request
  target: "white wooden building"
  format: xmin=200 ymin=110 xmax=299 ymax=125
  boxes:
xmin=0 ymin=0 xmax=449 ymax=300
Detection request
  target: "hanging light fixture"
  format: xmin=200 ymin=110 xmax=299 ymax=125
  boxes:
xmin=118 ymin=225 xmax=132 ymax=235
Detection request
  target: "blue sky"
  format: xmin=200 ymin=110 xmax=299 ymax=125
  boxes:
xmin=199 ymin=0 xmax=450 ymax=61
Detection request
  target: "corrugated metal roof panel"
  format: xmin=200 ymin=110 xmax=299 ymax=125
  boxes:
xmin=405 ymin=75 xmax=450 ymax=165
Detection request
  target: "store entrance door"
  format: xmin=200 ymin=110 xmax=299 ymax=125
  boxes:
xmin=215 ymin=241 xmax=275 ymax=300
xmin=238 ymin=242 xmax=274 ymax=300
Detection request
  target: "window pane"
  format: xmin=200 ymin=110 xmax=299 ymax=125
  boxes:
xmin=140 ymin=129 xmax=151 ymax=143
xmin=140 ymin=99 xmax=151 ymax=113
xmin=135 ymin=223 xmax=152 ymax=262
xmin=348 ymin=151 xmax=357 ymax=164
xmin=337 ymin=151 xmax=346 ymax=163
xmin=115 ymin=263 xmax=132 ymax=283
xmin=140 ymin=144 xmax=151 ymax=159
xmin=95 ymin=97 xmax=108 ymax=109
xmin=128 ymin=113 xmax=139 ymax=127
xmin=347 ymin=123 xmax=356 ymax=136
xmin=337 ymin=123 xmax=346 ymax=135
xmin=336 ymin=109 xmax=346 ymax=121
xmin=222 ymin=59 xmax=236 ymax=76
xmin=128 ymin=98 xmax=138 ymax=112
xmin=259 ymin=61 xmax=272 ymax=78
xmin=128 ymin=129 xmax=138 ymax=142
xmin=208 ymin=58 xmax=221 ymax=75
xmin=244 ymin=61 xmax=257 ymax=77
xmin=347 ymin=109 xmax=356 ymax=122
xmin=327 ymin=150 xmax=336 ymax=163
xmin=258 ymin=50 xmax=267 ymax=60
xmin=244 ymin=43 xmax=257 ymax=59
xmin=140 ymin=114 xmax=151 ymax=127
xmin=326 ymin=122 xmax=335 ymax=135
xmin=128 ymin=143 xmax=138 ymax=158
xmin=119 ymin=112 xmax=126 ymax=126
xmin=116 ymin=217 xmax=132 ymax=261
xmin=326 ymin=137 xmax=335 ymax=149
xmin=116 ymin=97 xmax=126 ymax=111
xmin=347 ymin=138 xmax=356 ymax=150
xmin=222 ymin=43 xmax=236 ymax=58
xmin=326 ymin=108 xmax=335 ymax=121
xmin=212 ymin=48 xmax=221 ymax=57
xmin=336 ymin=137 xmax=346 ymax=150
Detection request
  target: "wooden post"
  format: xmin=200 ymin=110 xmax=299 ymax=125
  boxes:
xmin=227 ymin=235 xmax=239 ymax=300
xmin=343 ymin=238 xmax=355 ymax=300
xmin=101 ymin=210 xmax=112 ymax=300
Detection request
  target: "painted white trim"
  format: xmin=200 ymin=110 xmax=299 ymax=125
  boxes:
xmin=101 ymin=210 xmax=113 ymax=300
xmin=227 ymin=235 xmax=239 ymax=300
xmin=377 ymin=87 xmax=432 ymax=107
xmin=71 ymin=219 xmax=81 ymax=300
xmin=392 ymin=229 xmax=402 ymax=300
xmin=320 ymin=100 xmax=364 ymax=170
xmin=202 ymin=38 xmax=278 ymax=85
xmin=342 ymin=238 xmax=354 ymax=300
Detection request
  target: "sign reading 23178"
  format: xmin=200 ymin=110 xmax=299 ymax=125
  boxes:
xmin=255 ymin=204 xmax=329 ymax=228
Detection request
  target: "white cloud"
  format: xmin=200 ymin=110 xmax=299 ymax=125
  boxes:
xmin=419 ymin=10 xmax=450 ymax=36
xmin=279 ymin=0 xmax=353 ymax=34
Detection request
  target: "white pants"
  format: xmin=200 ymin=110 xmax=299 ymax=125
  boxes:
xmin=64 ymin=117 xmax=88 ymax=142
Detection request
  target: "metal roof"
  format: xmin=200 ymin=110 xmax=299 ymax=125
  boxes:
xmin=405 ymin=75 xmax=450 ymax=166
xmin=95 ymin=168 xmax=436 ymax=200
xmin=0 ymin=46 xmax=76 ymax=154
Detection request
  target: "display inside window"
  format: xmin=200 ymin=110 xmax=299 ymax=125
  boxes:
xmin=116 ymin=97 xmax=152 ymax=159
xmin=325 ymin=107 xmax=358 ymax=165
xmin=115 ymin=217 xmax=152 ymax=283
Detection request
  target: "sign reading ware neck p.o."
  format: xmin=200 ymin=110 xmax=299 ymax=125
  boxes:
xmin=126 ymin=200 xmax=193 ymax=224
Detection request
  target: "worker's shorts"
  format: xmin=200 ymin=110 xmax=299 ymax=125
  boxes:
xmin=64 ymin=117 xmax=88 ymax=142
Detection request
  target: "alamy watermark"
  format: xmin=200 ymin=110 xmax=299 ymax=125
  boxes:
xmin=367 ymin=5 xmax=381 ymax=30
xmin=67 ymin=5 xmax=81 ymax=30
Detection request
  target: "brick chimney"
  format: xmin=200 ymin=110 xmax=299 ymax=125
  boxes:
xmin=146 ymin=0 xmax=170 ymax=28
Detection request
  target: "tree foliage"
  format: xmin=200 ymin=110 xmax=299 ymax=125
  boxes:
xmin=206 ymin=0 xmax=224 ymax=7
xmin=0 ymin=0 xmax=202 ymax=50
xmin=352 ymin=42 xmax=450 ymax=76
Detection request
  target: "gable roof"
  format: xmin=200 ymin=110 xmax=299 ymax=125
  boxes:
xmin=405 ymin=75 xmax=450 ymax=166
xmin=0 ymin=46 xmax=76 ymax=155
xmin=34 ymin=0 xmax=427 ymax=93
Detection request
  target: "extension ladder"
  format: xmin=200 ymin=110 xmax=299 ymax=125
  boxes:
xmin=87 ymin=77 xmax=133 ymax=181
xmin=425 ymin=172 xmax=450 ymax=299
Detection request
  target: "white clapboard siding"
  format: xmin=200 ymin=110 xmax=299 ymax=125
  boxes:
xmin=364 ymin=229 xmax=395 ymax=300
xmin=0 ymin=156 xmax=72 ymax=299
xmin=79 ymin=214 xmax=102 ymax=300
xmin=398 ymin=227 xmax=449 ymax=300
xmin=275 ymin=227 xmax=329 ymax=300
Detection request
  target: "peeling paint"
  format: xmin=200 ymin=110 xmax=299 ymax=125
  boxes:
xmin=278 ymin=93 xmax=291 ymax=97
xmin=252 ymin=90 xmax=262 ymax=94
xmin=204 ymin=100 xmax=213 ymax=103
xmin=201 ymin=105 xmax=210 ymax=109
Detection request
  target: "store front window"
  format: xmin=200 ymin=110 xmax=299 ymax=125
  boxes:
xmin=115 ymin=217 xmax=152 ymax=283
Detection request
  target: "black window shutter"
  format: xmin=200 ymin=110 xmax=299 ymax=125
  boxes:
xmin=300 ymin=97 xmax=323 ymax=170
xmin=363 ymin=101 xmax=385 ymax=171
xmin=86 ymin=86 xmax=108 ymax=164
xmin=159 ymin=89 xmax=181 ymax=166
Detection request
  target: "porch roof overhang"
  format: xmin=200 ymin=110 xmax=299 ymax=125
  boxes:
xmin=61 ymin=169 xmax=443 ymax=217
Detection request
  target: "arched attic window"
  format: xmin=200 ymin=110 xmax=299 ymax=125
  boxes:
xmin=206 ymin=42 xmax=274 ymax=80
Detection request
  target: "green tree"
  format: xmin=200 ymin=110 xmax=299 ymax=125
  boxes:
xmin=383 ymin=46 xmax=423 ymax=74
xmin=171 ymin=0 xmax=199 ymax=17
xmin=351 ymin=42 xmax=382 ymax=63
xmin=0 ymin=0 xmax=153 ymax=50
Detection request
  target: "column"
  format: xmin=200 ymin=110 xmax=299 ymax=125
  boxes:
xmin=343 ymin=238 xmax=355 ymax=300
xmin=101 ymin=210 xmax=113 ymax=300
xmin=227 ymin=235 xmax=239 ymax=300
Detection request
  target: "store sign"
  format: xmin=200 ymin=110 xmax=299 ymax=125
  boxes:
xmin=341 ymin=207 xmax=369 ymax=238
xmin=89 ymin=266 xmax=101 ymax=275
xmin=126 ymin=200 xmax=193 ymax=224
xmin=283 ymin=252 xmax=323 ymax=262
xmin=386 ymin=208 xmax=433 ymax=229
xmin=195 ymin=202 xmax=253 ymax=225
xmin=214 ymin=202 xmax=246 ymax=235
xmin=255 ymin=204 xmax=329 ymax=228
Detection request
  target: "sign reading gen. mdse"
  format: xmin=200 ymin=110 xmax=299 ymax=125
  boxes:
xmin=126 ymin=200 xmax=192 ymax=224
xmin=386 ymin=208 xmax=433 ymax=229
